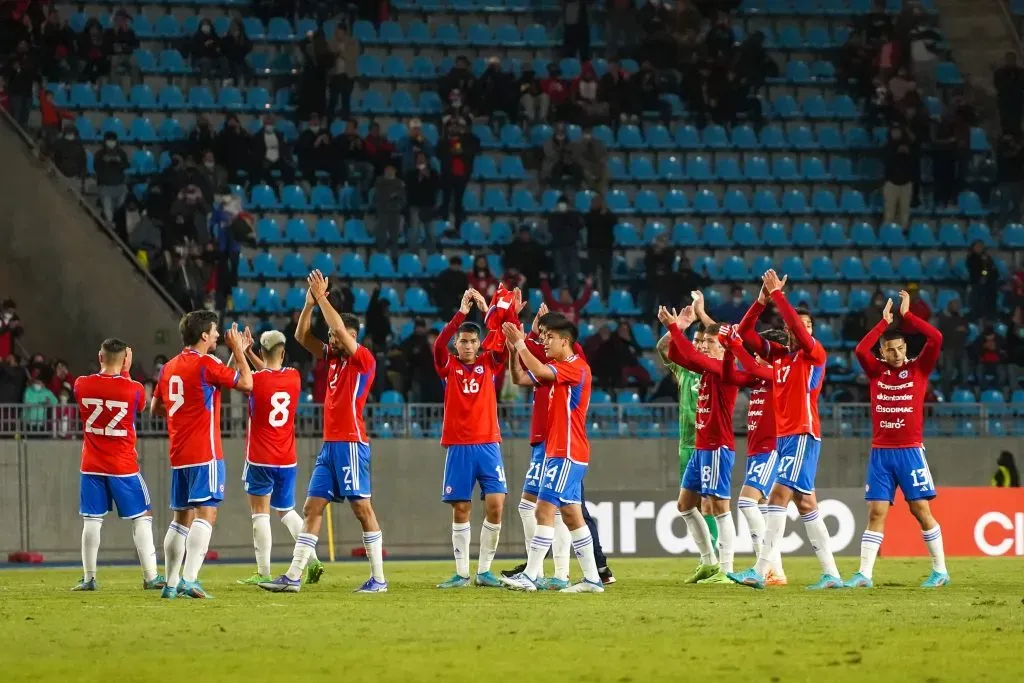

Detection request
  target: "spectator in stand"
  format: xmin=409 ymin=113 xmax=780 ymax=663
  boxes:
xmin=888 ymin=68 xmax=918 ymax=113
xmin=433 ymin=255 xmax=469 ymax=312
xmin=563 ymin=0 xmax=591 ymax=61
xmin=3 ymin=40 xmax=37 ymax=128
xmin=598 ymin=58 xmax=631 ymax=123
xmin=906 ymin=283 xmax=932 ymax=321
xmin=859 ymin=0 xmax=892 ymax=44
xmin=518 ymin=65 xmax=543 ymax=124
xmin=94 ymin=132 xmax=129 ymax=223
xmin=333 ymin=118 xmax=374 ymax=195
xmin=932 ymin=112 xmax=958 ymax=210
xmin=611 ymin=322 xmax=651 ymax=392
xmin=253 ymin=115 xmax=295 ymax=184
xmin=404 ymin=151 xmax=439 ymax=254
xmin=0 ymin=354 xmax=27 ymax=410
xmin=1009 ymin=309 xmax=1024 ymax=389
xmin=215 ymin=114 xmax=252 ymax=181
xmin=327 ymin=23 xmax=358 ymax=123
xmin=373 ymin=164 xmax=406 ymax=261
xmin=0 ymin=300 xmax=23 ymax=360
xmin=994 ymin=52 xmax=1024 ymax=136
xmin=705 ymin=11 xmax=735 ymax=62
xmin=477 ymin=57 xmax=516 ymax=120
xmin=967 ymin=240 xmax=1001 ymax=323
xmin=296 ymin=29 xmax=332 ymax=121
xmin=938 ymin=297 xmax=970 ymax=394
xmin=907 ymin=7 xmax=941 ymax=94
xmin=973 ymin=328 xmax=1008 ymax=389
xmin=51 ymin=122 xmax=86 ymax=184
xmin=78 ymin=20 xmax=110 ymax=84
xmin=571 ymin=125 xmax=609 ymax=192
xmin=364 ymin=287 xmax=393 ymax=352
xmin=735 ymin=31 xmax=779 ymax=93
xmin=605 ymin=0 xmax=638 ymax=59
xmin=502 ymin=226 xmax=546 ymax=287
xmin=104 ymin=10 xmax=138 ymax=89
xmin=542 ymin=122 xmax=583 ymax=187
xmin=882 ymin=124 xmax=916 ymax=228
xmin=364 ymin=121 xmax=396 ymax=177
xmin=539 ymin=273 xmax=592 ymax=325
xmin=441 ymin=88 xmax=473 ymax=136
xmin=836 ymin=30 xmax=873 ymax=100
xmin=539 ymin=63 xmax=570 ymax=121
xmin=584 ymin=325 xmax=619 ymax=389
xmin=642 ymin=233 xmax=676 ymax=317
xmin=296 ymin=112 xmax=334 ymax=180
xmin=715 ymin=285 xmax=748 ymax=323
xmin=22 ymin=371 xmax=58 ymax=432
xmin=187 ymin=115 xmax=217 ymax=162
xmin=402 ymin=320 xmax=441 ymax=401
xmin=128 ymin=205 xmax=163 ymax=269
xmin=48 ymin=359 xmax=74 ymax=398
xmin=996 ymin=132 xmax=1023 ymax=229
xmin=397 ymin=118 xmax=435 ymax=174
xmin=468 ymin=255 xmax=498 ymax=299
xmin=167 ymin=185 xmax=210 ymax=247
xmin=220 ymin=19 xmax=253 ymax=86
xmin=439 ymin=56 xmax=477 ymax=111
xmin=191 ymin=17 xmax=224 ymax=81
xmin=38 ymin=9 xmax=75 ymax=82
xmin=437 ymin=121 xmax=478 ymax=234
xmin=547 ymin=194 xmax=585 ymax=288
xmin=38 ymin=77 xmax=74 ymax=149
xmin=631 ymin=60 xmax=670 ymax=124
xmin=585 ymin=193 xmax=616 ymax=296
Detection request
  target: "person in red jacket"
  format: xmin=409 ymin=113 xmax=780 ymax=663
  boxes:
xmin=539 ymin=273 xmax=592 ymax=325
xmin=38 ymin=88 xmax=74 ymax=152
xmin=539 ymin=63 xmax=570 ymax=121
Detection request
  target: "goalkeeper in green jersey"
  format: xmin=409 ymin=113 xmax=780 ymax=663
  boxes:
xmin=657 ymin=324 xmax=720 ymax=554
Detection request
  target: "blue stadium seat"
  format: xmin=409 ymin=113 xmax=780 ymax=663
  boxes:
xmin=283 ymin=218 xmax=310 ymax=244
xmin=733 ymin=222 xmax=761 ymax=247
xmin=810 ymin=255 xmax=838 ymax=281
xmin=673 ymin=222 xmax=698 ymax=246
xmin=607 ymin=289 xmax=641 ymax=315
xmin=338 ymin=252 xmax=367 ymax=278
xmin=253 ymin=286 xmax=281 ymax=314
xmin=763 ymin=222 xmax=790 ymax=247
xmin=703 ymin=125 xmax=729 ymax=149
xmin=745 ymin=155 xmax=771 ymax=181
xmin=781 ymin=189 xmax=808 ymax=214
xmin=724 ymin=189 xmax=750 ymax=214
xmin=368 ymin=253 xmax=397 ymax=279
xmin=819 ymin=288 xmax=845 ymax=314
xmin=687 ymin=155 xmax=712 ymax=181
xmin=868 ymin=255 xmax=895 ymax=281
xmin=850 ymin=221 xmax=878 ymax=247
xmin=840 ymin=256 xmax=868 ymax=281
xmin=278 ymin=251 xmax=306 ymax=278
xmin=878 ymin=223 xmax=907 ymax=247
xmin=780 ymin=255 xmax=808 ymax=281
xmin=792 ymin=222 xmax=820 ymax=247
xmin=405 ymin=286 xmax=437 ymax=314
xmin=721 ymin=256 xmax=750 ymax=281
xmin=772 ymin=156 xmax=798 ymax=181
xmin=897 ymin=255 xmax=924 ymax=281
xmin=938 ymin=222 xmax=967 ymax=247
xmin=344 ymin=218 xmax=374 ymax=245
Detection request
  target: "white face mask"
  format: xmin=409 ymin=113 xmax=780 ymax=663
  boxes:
xmin=556 ymin=203 xmax=568 ymax=213
xmin=64 ymin=133 xmax=74 ymax=140
xmin=417 ymin=163 xmax=426 ymax=170
xmin=201 ymin=24 xmax=211 ymax=34
xmin=310 ymin=125 xmax=320 ymax=133
xmin=104 ymin=140 xmax=116 ymax=148
xmin=264 ymin=125 xmax=274 ymax=134
xmin=204 ymin=161 xmax=215 ymax=170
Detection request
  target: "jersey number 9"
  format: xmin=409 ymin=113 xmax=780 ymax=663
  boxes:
xmin=167 ymin=375 xmax=185 ymax=416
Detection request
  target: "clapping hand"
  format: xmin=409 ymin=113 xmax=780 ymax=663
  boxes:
xmin=762 ymin=269 xmax=788 ymax=294
xmin=882 ymin=298 xmax=894 ymax=325
xmin=307 ymin=270 xmax=329 ymax=301
xmin=898 ymin=290 xmax=911 ymax=317
xmin=502 ymin=322 xmax=525 ymax=345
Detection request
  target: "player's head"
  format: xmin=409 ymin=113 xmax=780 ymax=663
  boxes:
xmin=455 ymin=321 xmax=482 ymax=362
xmin=703 ymin=323 xmax=725 ymax=359
xmin=542 ymin=315 xmax=577 ymax=361
xmin=180 ymin=310 xmax=220 ymax=352
xmin=784 ymin=307 xmax=814 ymax=348
xmin=328 ymin=313 xmax=361 ymax=355
xmin=98 ymin=337 xmax=128 ymax=370
xmin=536 ymin=311 xmax=569 ymax=338
xmin=260 ymin=330 xmax=287 ymax=367
xmin=879 ymin=328 xmax=908 ymax=367
xmin=693 ymin=324 xmax=707 ymax=354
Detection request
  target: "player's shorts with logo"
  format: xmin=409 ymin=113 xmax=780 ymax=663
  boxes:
xmin=170 ymin=460 xmax=226 ymax=509
xmin=865 ymin=447 xmax=936 ymax=503
xmin=743 ymin=450 xmax=779 ymax=497
xmin=80 ymin=473 xmax=152 ymax=518
xmin=441 ymin=442 xmax=507 ymax=501
xmin=538 ymin=456 xmax=587 ymax=506
xmin=775 ymin=434 xmax=821 ymax=494
xmin=307 ymin=441 xmax=372 ymax=501
xmin=243 ymin=463 xmax=298 ymax=510
xmin=522 ymin=442 xmax=546 ymax=496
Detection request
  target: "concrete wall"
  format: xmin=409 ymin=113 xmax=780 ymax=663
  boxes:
xmin=2 ymin=436 xmax=1019 ymax=560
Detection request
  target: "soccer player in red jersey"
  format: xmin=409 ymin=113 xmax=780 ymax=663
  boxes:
xmin=848 ymin=291 xmax=949 ymax=588
xmin=261 ymin=270 xmax=386 ymax=594
xmin=434 ymin=288 xmax=508 ymax=589
xmin=72 ymin=339 xmax=164 ymax=592
xmin=151 ymin=311 xmax=253 ymax=599
xmin=729 ymin=270 xmax=842 ymax=590
xmin=235 ymin=328 xmax=315 ymax=586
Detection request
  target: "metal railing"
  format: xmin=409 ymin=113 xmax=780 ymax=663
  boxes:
xmin=1 ymin=402 xmax=1021 ymax=440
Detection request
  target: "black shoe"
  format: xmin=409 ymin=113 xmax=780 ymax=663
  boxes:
xmin=501 ymin=563 xmax=527 ymax=578
xmin=598 ymin=566 xmax=616 ymax=585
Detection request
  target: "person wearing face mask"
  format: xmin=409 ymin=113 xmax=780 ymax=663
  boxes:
xmin=51 ymin=123 xmax=87 ymax=184
xmin=441 ymin=88 xmax=472 ymax=137
xmin=215 ymin=114 xmax=252 ymax=181
xmin=254 ymin=115 xmax=295 ymax=184
xmin=296 ymin=112 xmax=334 ymax=181
xmin=440 ymin=55 xmax=477 ymax=111
xmin=94 ymin=132 xmax=129 ymax=223
xmin=327 ymin=24 xmax=358 ymax=122
xmin=103 ymin=10 xmax=139 ymax=91
xmin=715 ymin=286 xmax=749 ymax=324
xmin=539 ymin=64 xmax=569 ymax=121
xmin=397 ymin=119 xmax=435 ymax=174
xmin=22 ymin=370 xmax=58 ymax=433
xmin=198 ymin=150 xmax=228 ymax=195
xmin=191 ymin=18 xmax=225 ymax=81
xmin=187 ymin=115 xmax=217 ymax=163
xmin=0 ymin=300 xmax=23 ymax=361
xmin=404 ymin=151 xmax=439 ymax=254
xmin=477 ymin=56 xmax=515 ymax=119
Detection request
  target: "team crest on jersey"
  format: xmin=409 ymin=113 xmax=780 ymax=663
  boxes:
xmin=474 ymin=366 xmax=484 ymax=375
xmin=899 ymin=370 xmax=909 ymax=379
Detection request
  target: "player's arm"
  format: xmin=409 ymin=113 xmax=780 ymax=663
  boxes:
xmin=241 ymin=327 xmax=266 ymax=371
xmin=764 ymin=269 xmax=824 ymax=361
xmin=736 ymin=288 xmax=781 ymax=360
xmin=294 ymin=285 xmax=326 ymax=360
xmin=309 ymin=269 xmax=357 ymax=357
xmin=434 ymin=290 xmax=474 ymax=372
xmin=853 ymin=299 xmax=890 ymax=379
xmin=692 ymin=290 xmax=717 ymax=327
xmin=898 ymin=290 xmax=943 ymax=371
xmin=150 ymin=371 xmax=165 ymax=416
xmin=660 ymin=306 xmax=723 ymax=376
xmin=120 ymin=346 xmax=134 ymax=378
xmin=508 ymin=347 xmax=535 ymax=386
xmin=224 ymin=325 xmax=254 ymax=391
xmin=722 ymin=334 xmax=772 ymax=385
xmin=503 ymin=323 xmax=556 ymax=383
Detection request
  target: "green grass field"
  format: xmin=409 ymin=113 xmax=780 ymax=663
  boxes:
xmin=1 ymin=558 xmax=1021 ymax=683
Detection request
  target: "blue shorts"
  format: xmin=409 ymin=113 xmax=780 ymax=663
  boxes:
xmin=170 ymin=460 xmax=226 ymax=510
xmin=681 ymin=453 xmax=702 ymax=492
xmin=743 ymin=450 xmax=779 ymax=497
xmin=522 ymin=442 xmax=546 ymax=496
xmin=441 ymin=443 xmax=508 ymax=502
xmin=307 ymin=441 xmax=372 ymax=502
xmin=697 ymin=447 xmax=734 ymax=499
xmin=775 ymin=435 xmax=821 ymax=494
xmin=80 ymin=473 xmax=152 ymax=519
xmin=538 ymin=457 xmax=587 ymax=507
xmin=243 ymin=463 xmax=298 ymax=510
xmin=866 ymin=447 xmax=937 ymax=503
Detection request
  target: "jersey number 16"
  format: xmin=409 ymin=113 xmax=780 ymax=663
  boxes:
xmin=461 ymin=378 xmax=480 ymax=394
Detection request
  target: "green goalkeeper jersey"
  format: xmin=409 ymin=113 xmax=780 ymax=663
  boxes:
xmin=666 ymin=361 xmax=700 ymax=458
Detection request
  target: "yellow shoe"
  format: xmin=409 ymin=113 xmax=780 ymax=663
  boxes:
xmin=765 ymin=569 xmax=788 ymax=586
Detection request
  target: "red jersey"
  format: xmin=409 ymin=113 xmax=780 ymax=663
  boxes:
xmin=75 ymin=373 xmax=146 ymax=475
xmin=854 ymin=312 xmax=942 ymax=449
xmin=322 ymin=344 xmax=375 ymax=443
xmin=541 ymin=354 xmax=592 ymax=463
xmin=154 ymin=349 xmax=239 ymax=468
xmin=524 ymin=333 xmax=585 ymax=445
xmin=434 ymin=311 xmax=503 ymax=446
xmin=666 ymin=323 xmax=739 ymax=451
xmin=246 ymin=367 xmax=302 ymax=466
xmin=721 ymin=338 xmax=776 ymax=456
xmin=738 ymin=291 xmax=827 ymax=439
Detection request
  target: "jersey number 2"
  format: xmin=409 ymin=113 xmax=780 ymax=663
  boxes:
xmin=81 ymin=399 xmax=129 ymax=437
xmin=268 ymin=391 xmax=291 ymax=427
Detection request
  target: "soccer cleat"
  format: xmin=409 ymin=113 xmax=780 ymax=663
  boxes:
xmin=500 ymin=562 xmax=527 ymax=579
xmin=535 ymin=577 xmax=570 ymax=591
xmin=258 ymin=575 xmax=301 ymax=593
xmin=764 ymin=569 xmax=788 ymax=587
xmin=696 ymin=570 xmax=734 ymax=585
xmin=159 ymin=585 xmax=177 ymax=599
xmin=920 ymin=571 xmax=950 ymax=588
xmin=844 ymin=572 xmax=874 ymax=588
xmin=560 ymin=579 xmax=605 ymax=593
xmin=305 ymin=558 xmax=325 ymax=585
xmin=726 ymin=568 xmax=766 ymax=590
xmin=177 ymin=579 xmax=213 ymax=599
xmin=354 ymin=577 xmax=389 ymax=593
xmin=499 ymin=572 xmax=538 ymax=591
xmin=806 ymin=574 xmax=844 ymax=590
xmin=237 ymin=573 xmax=273 ymax=586
xmin=474 ymin=571 xmax=503 ymax=588
xmin=437 ymin=574 xmax=472 ymax=589
xmin=142 ymin=574 xmax=167 ymax=590
xmin=71 ymin=578 xmax=97 ymax=592
xmin=685 ymin=563 xmax=720 ymax=584
xmin=598 ymin=566 xmax=616 ymax=585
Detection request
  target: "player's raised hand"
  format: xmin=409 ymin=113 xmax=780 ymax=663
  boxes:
xmin=657 ymin=305 xmax=675 ymax=327
xmin=679 ymin=305 xmax=696 ymax=328
xmin=899 ymin=290 xmax=911 ymax=317
xmin=502 ymin=321 xmax=525 ymax=344
xmin=513 ymin=287 xmax=527 ymax=314
xmin=472 ymin=289 xmax=488 ymax=312
xmin=756 ymin=282 xmax=768 ymax=305
xmin=121 ymin=346 xmax=133 ymax=374
xmin=307 ymin=270 xmax=328 ymax=300
xmin=762 ymin=269 xmax=787 ymax=294
xmin=882 ymin=297 xmax=894 ymax=325
xmin=224 ymin=323 xmax=243 ymax=350
xmin=532 ymin=302 xmax=549 ymax=333
xmin=459 ymin=289 xmax=475 ymax=314
xmin=242 ymin=326 xmax=254 ymax=348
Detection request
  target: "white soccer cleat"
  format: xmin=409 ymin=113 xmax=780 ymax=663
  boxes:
xmin=499 ymin=572 xmax=538 ymax=591
xmin=560 ymin=579 xmax=605 ymax=593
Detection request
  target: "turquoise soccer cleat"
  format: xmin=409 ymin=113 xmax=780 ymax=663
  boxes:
xmin=844 ymin=572 xmax=874 ymax=588
xmin=305 ymin=558 xmax=325 ymax=585
xmin=143 ymin=574 xmax=167 ymax=590
xmin=474 ymin=571 xmax=503 ymax=587
xmin=806 ymin=574 xmax=844 ymax=590
xmin=71 ymin=578 xmax=97 ymax=592
xmin=921 ymin=571 xmax=951 ymax=588
xmin=535 ymin=577 xmax=570 ymax=591
xmin=177 ymin=579 xmax=214 ymax=599
xmin=437 ymin=574 xmax=471 ymax=589
xmin=159 ymin=584 xmax=177 ymax=599
xmin=726 ymin=568 xmax=765 ymax=590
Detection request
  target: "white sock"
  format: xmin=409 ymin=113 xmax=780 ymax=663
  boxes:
xmin=362 ymin=530 xmax=385 ymax=582
xmin=81 ymin=517 xmax=102 ymax=581
xmin=518 ymin=499 xmax=537 ymax=555
xmin=252 ymin=513 xmax=272 ymax=577
xmin=286 ymin=533 xmax=318 ymax=580
xmin=181 ymin=518 xmax=213 ymax=583
xmin=131 ymin=516 xmax=158 ymax=581
xmin=552 ymin=512 xmax=571 ymax=581
xmin=524 ymin=524 xmax=554 ymax=581
xmin=163 ymin=521 xmax=188 ymax=587
xmin=452 ymin=522 xmax=471 ymax=578
xmin=739 ymin=498 xmax=765 ymax=550
xmin=754 ymin=505 xmax=787 ymax=576
xmin=715 ymin=510 xmax=737 ymax=573
xmin=478 ymin=521 xmax=500 ymax=574
xmin=681 ymin=508 xmax=717 ymax=565
xmin=280 ymin=509 xmax=318 ymax=562
xmin=570 ymin=526 xmax=601 ymax=583
xmin=802 ymin=509 xmax=840 ymax=578
xmin=922 ymin=524 xmax=946 ymax=573
xmin=859 ymin=530 xmax=883 ymax=579
xmin=760 ymin=504 xmax=785 ymax=576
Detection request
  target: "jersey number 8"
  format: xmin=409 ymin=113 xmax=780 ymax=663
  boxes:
xmin=268 ymin=391 xmax=291 ymax=427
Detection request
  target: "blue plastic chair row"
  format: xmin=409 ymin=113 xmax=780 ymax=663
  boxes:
xmin=606 ymin=153 xmax=877 ymax=183
xmin=58 ymin=81 xmax=285 ymax=113
xmin=231 ymin=283 xmax=438 ymax=315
